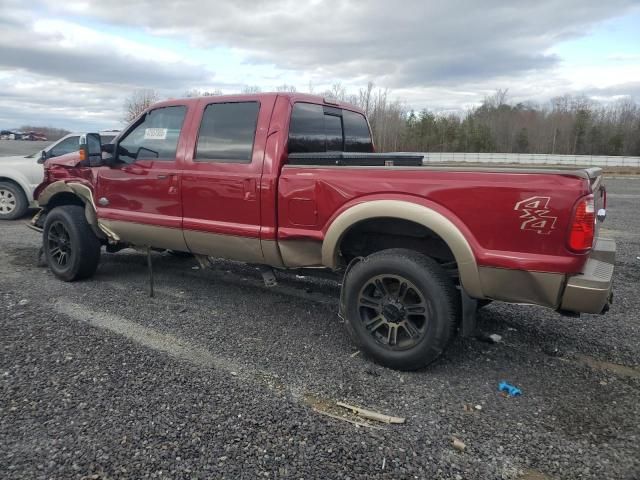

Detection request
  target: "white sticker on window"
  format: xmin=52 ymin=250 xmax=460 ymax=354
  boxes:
xmin=144 ymin=128 xmax=168 ymax=140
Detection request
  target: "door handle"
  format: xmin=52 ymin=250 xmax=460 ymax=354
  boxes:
xmin=162 ymin=173 xmax=178 ymax=195
xmin=243 ymin=178 xmax=257 ymax=201
xmin=158 ymin=173 xmax=177 ymax=180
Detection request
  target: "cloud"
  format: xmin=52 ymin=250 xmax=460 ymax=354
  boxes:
xmin=0 ymin=72 xmax=124 ymax=130
xmin=36 ymin=0 xmax=639 ymax=87
xmin=583 ymin=81 xmax=640 ymax=101
xmin=1 ymin=43 xmax=210 ymax=89
xmin=0 ymin=15 xmax=213 ymax=89
xmin=0 ymin=3 xmax=218 ymax=129
xmin=0 ymin=0 xmax=638 ymax=129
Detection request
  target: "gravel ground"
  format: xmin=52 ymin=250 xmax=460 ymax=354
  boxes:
xmin=1 ymin=178 xmax=639 ymax=480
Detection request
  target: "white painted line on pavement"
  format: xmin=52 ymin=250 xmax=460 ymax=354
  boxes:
xmin=55 ymin=300 xmax=241 ymax=373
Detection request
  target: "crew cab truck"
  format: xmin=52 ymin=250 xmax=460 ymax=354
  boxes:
xmin=32 ymin=93 xmax=615 ymax=370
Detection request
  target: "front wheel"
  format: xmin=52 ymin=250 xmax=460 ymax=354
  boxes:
xmin=0 ymin=181 xmax=28 ymax=220
xmin=43 ymin=205 xmax=101 ymax=281
xmin=342 ymin=249 xmax=460 ymax=370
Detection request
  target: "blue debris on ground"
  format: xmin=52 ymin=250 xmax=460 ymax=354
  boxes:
xmin=498 ymin=381 xmax=522 ymax=397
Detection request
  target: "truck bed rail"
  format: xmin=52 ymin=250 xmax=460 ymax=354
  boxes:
xmin=287 ymin=152 xmax=425 ymax=167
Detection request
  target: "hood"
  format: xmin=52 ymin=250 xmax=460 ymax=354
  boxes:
xmin=0 ymin=154 xmax=33 ymax=166
xmin=45 ymin=151 xmax=83 ymax=168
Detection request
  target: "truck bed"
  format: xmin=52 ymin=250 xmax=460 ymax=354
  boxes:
xmin=287 ymin=152 xmax=602 ymax=181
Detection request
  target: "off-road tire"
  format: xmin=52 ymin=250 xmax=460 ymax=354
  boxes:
xmin=477 ymin=299 xmax=493 ymax=310
xmin=168 ymin=250 xmax=193 ymax=258
xmin=0 ymin=181 xmax=28 ymax=220
xmin=43 ymin=205 xmax=101 ymax=281
xmin=343 ymin=248 xmax=460 ymax=370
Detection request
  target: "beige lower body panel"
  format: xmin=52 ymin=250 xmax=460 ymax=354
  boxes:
xmin=278 ymin=239 xmax=323 ymax=268
xmin=98 ymin=220 xmax=286 ymax=266
xmin=184 ymin=230 xmax=263 ymax=264
xmin=261 ymin=239 xmax=285 ymax=268
xmin=478 ymin=266 xmax=565 ymax=308
xmin=100 ymin=220 xmax=188 ymax=251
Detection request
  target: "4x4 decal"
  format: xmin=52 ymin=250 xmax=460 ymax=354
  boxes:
xmin=514 ymin=196 xmax=558 ymax=235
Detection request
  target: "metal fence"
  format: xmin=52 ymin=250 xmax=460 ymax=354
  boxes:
xmin=420 ymin=152 xmax=640 ymax=167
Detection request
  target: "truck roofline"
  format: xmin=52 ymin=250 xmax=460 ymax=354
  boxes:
xmin=150 ymin=92 xmax=366 ymax=116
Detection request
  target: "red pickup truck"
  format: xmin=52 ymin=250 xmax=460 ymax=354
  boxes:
xmin=32 ymin=93 xmax=615 ymax=370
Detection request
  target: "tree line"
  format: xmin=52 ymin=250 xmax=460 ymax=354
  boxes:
xmin=16 ymin=125 xmax=71 ymax=141
xmin=401 ymin=90 xmax=640 ymax=156
xmin=124 ymin=84 xmax=640 ymax=156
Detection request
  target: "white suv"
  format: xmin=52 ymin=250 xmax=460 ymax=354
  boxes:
xmin=0 ymin=131 xmax=118 ymax=220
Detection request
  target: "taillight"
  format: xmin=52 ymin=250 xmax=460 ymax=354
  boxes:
xmin=568 ymin=195 xmax=595 ymax=252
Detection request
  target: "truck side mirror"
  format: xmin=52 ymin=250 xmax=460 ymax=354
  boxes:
xmin=37 ymin=150 xmax=48 ymax=164
xmin=100 ymin=142 xmax=116 ymax=167
xmin=79 ymin=133 xmax=103 ymax=167
xmin=101 ymin=143 xmax=115 ymax=154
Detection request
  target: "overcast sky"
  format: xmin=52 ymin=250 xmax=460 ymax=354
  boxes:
xmin=1 ymin=0 xmax=639 ymax=131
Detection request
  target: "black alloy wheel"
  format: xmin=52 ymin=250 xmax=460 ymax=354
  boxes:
xmin=47 ymin=220 xmax=73 ymax=268
xmin=357 ymin=274 xmax=430 ymax=350
xmin=343 ymin=248 xmax=460 ymax=370
xmin=42 ymin=205 xmax=101 ymax=281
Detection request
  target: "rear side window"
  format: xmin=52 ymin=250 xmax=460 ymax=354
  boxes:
xmin=288 ymin=103 xmax=326 ymax=153
xmin=324 ymin=114 xmax=343 ymax=151
xmin=343 ymin=110 xmax=373 ymax=153
xmin=118 ymin=106 xmax=186 ymax=163
xmin=288 ymin=102 xmax=372 ymax=153
xmin=195 ymin=102 xmax=259 ymax=163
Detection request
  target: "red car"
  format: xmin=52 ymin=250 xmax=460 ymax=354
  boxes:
xmin=32 ymin=93 xmax=615 ymax=370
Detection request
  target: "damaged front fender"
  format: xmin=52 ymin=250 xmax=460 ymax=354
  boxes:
xmin=35 ymin=180 xmax=119 ymax=243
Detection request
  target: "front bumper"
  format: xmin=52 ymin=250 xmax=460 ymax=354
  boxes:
xmin=560 ymin=237 xmax=615 ymax=314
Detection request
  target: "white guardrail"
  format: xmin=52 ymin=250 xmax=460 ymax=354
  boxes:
xmin=420 ymin=152 xmax=640 ymax=167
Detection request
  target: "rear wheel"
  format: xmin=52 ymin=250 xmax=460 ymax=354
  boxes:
xmin=343 ymin=248 xmax=459 ymax=370
xmin=168 ymin=250 xmax=193 ymax=258
xmin=477 ymin=299 xmax=492 ymax=310
xmin=43 ymin=205 xmax=101 ymax=281
xmin=0 ymin=181 xmax=28 ymax=220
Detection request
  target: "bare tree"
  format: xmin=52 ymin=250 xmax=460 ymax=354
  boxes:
xmin=184 ymin=88 xmax=223 ymax=97
xmin=483 ymin=88 xmax=509 ymax=109
xmin=242 ymin=85 xmax=262 ymax=94
xmin=330 ymin=82 xmax=347 ymax=100
xmin=123 ymin=89 xmax=159 ymax=122
xmin=358 ymin=82 xmax=375 ymax=116
xmin=18 ymin=125 xmax=71 ymax=141
xmin=276 ymin=84 xmax=297 ymax=93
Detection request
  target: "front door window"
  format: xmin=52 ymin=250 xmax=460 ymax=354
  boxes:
xmin=117 ymin=106 xmax=186 ymax=163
